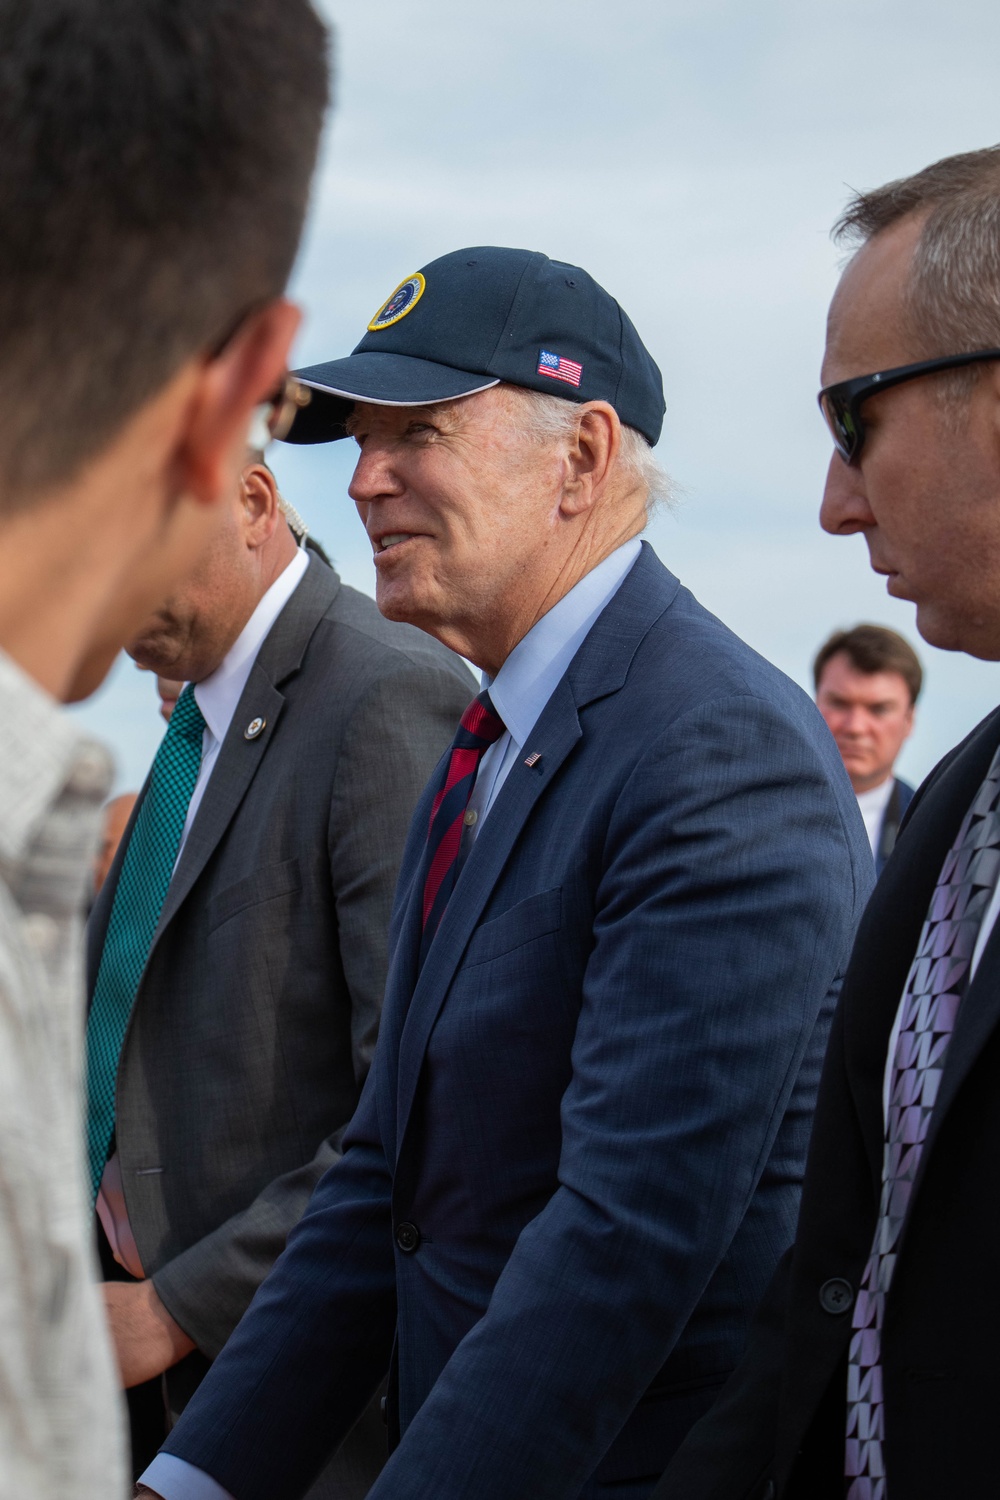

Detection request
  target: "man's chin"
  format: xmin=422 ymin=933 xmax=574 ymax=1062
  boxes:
xmin=911 ymin=602 xmax=973 ymax=656
xmin=917 ymin=607 xmax=1000 ymax=660
xmin=126 ymin=635 xmax=180 ymax=674
xmin=374 ymin=579 xmax=420 ymax=626
xmin=374 ymin=584 xmax=467 ymax=660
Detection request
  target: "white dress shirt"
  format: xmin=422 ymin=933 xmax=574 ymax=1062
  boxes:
xmin=855 ymin=777 xmax=895 ymax=859
xmin=464 ymin=537 xmax=642 ymax=838
xmin=139 ymin=536 xmax=642 ymax=1500
xmin=180 ymin=545 xmax=310 ymax=866
xmin=97 ymin=546 xmax=309 ymax=1278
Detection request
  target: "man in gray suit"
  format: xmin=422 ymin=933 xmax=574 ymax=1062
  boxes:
xmin=88 ymin=453 xmax=473 ymax=1494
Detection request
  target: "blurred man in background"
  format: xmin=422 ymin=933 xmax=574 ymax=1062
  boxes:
xmin=814 ymin=624 xmax=921 ymax=872
xmin=90 ymin=454 xmax=472 ymax=1492
xmin=0 ymin=0 xmax=329 ymax=1494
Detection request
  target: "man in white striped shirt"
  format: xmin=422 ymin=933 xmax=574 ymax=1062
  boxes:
xmin=0 ymin=0 xmax=329 ymax=1493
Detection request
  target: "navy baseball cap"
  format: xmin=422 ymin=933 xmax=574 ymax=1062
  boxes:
xmin=283 ymin=246 xmax=665 ymax=447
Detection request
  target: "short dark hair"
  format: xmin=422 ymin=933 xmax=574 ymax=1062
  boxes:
xmin=0 ymin=0 xmax=330 ymax=505
xmin=813 ymin=624 xmax=923 ymax=706
xmin=833 ymin=146 xmax=1000 ymax=381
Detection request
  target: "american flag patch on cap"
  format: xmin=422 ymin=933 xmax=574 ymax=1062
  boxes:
xmin=537 ymin=349 xmax=582 ymax=387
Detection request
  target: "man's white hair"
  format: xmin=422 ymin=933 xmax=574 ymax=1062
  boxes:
xmin=497 ymin=384 xmax=672 ymax=513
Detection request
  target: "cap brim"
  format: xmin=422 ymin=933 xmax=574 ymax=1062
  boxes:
xmin=280 ymin=352 xmax=499 ymax=444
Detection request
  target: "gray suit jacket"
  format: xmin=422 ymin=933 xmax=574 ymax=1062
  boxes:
xmin=87 ymin=554 xmax=473 ymax=1492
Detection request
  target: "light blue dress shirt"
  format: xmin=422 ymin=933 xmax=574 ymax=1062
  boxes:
xmin=465 ymin=536 xmax=642 ymax=836
xmin=138 ymin=535 xmax=642 ymax=1500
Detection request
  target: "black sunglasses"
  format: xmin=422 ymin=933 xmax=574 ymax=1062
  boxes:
xmin=818 ymin=348 xmax=1000 ymax=465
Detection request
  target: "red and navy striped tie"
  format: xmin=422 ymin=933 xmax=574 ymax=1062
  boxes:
xmin=420 ymin=690 xmax=505 ymax=957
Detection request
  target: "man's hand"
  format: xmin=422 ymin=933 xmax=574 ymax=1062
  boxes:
xmin=102 ymin=1279 xmax=196 ymax=1388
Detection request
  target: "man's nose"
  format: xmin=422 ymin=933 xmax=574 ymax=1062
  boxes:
xmin=819 ymin=451 xmax=875 ymax=536
xmin=348 ymin=443 xmax=402 ymax=506
xmin=841 ymin=706 xmax=871 ymax=737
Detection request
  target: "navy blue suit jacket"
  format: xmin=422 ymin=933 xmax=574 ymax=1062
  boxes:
xmin=162 ymin=544 xmax=872 ymax=1500
xmin=874 ymin=776 xmax=915 ymax=876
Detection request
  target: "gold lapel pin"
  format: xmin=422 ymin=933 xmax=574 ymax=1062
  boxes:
xmin=244 ymin=717 xmax=266 ymax=740
xmin=524 ymin=752 xmax=542 ymax=768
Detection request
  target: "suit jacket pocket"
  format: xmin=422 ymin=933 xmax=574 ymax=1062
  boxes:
xmin=207 ymin=857 xmax=302 ymax=931
xmin=462 ymin=886 xmax=562 ymax=968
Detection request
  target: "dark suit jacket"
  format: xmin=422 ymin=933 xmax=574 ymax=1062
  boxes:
xmin=653 ymin=706 xmax=1000 ymax=1500
xmin=874 ymin=775 xmax=915 ymax=876
xmin=89 ymin=555 xmax=474 ymax=1490
xmin=161 ymin=543 xmax=872 ymax=1500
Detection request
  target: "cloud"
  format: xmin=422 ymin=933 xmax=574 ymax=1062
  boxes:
xmin=70 ymin=0 xmax=1000 ymax=789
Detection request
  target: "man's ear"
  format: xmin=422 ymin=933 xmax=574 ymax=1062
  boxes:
xmin=177 ymin=298 xmax=302 ymax=509
xmin=559 ymin=403 xmax=620 ymax=518
xmin=240 ymin=463 xmax=282 ymax=549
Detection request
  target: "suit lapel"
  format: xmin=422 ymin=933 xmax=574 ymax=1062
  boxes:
xmin=138 ymin=557 xmax=340 ymax=956
xmin=841 ymin=801 xmax=958 ymax=1190
xmin=843 ymin=705 xmax=1000 ymax=1195
xmin=920 ymin=927 xmax=1000 ymax=1177
xmin=393 ymin=680 xmax=584 ymax=1149
xmin=910 ymin=718 xmax=1000 ymax=1197
xmin=391 ymin=543 xmax=677 ymax=1157
xmin=375 ymin=793 xmax=437 ymax=1153
xmin=152 ymin=668 xmax=286 ymax=939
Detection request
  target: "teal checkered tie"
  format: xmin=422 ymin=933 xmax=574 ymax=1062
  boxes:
xmin=85 ymin=683 xmax=206 ymax=1203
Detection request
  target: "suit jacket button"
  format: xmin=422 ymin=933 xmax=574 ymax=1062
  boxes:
xmin=395 ymin=1221 xmax=421 ymax=1253
xmin=819 ymin=1277 xmax=854 ymax=1315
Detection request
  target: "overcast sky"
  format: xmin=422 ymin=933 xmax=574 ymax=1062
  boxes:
xmin=72 ymin=0 xmax=1000 ymax=791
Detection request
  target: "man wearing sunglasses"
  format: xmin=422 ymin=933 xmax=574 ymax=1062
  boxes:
xmin=654 ymin=143 xmax=1000 ymax=1500
xmin=0 ymin=0 xmax=329 ymax=1496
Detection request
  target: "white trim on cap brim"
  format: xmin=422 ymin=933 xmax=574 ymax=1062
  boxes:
xmin=298 ymin=377 xmax=500 ymax=407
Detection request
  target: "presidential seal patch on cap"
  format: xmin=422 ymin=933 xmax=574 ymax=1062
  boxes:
xmin=282 ymin=247 xmax=665 ymax=447
xmin=367 ymin=272 xmax=426 ymax=331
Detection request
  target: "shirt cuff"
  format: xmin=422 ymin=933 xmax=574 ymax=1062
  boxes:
xmin=139 ymin=1453 xmax=236 ymax=1500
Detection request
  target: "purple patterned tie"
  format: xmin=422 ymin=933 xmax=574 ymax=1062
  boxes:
xmin=845 ymin=745 xmax=1000 ymax=1497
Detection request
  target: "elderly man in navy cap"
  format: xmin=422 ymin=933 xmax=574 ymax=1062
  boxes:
xmin=140 ymin=248 xmax=871 ymax=1500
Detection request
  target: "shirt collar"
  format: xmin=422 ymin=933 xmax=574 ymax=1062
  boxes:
xmin=194 ymin=546 xmax=309 ymax=746
xmin=485 ymin=538 xmax=642 ymax=749
xmin=0 ymin=647 xmax=103 ymax=866
xmin=856 ymin=777 xmax=896 ymax=815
